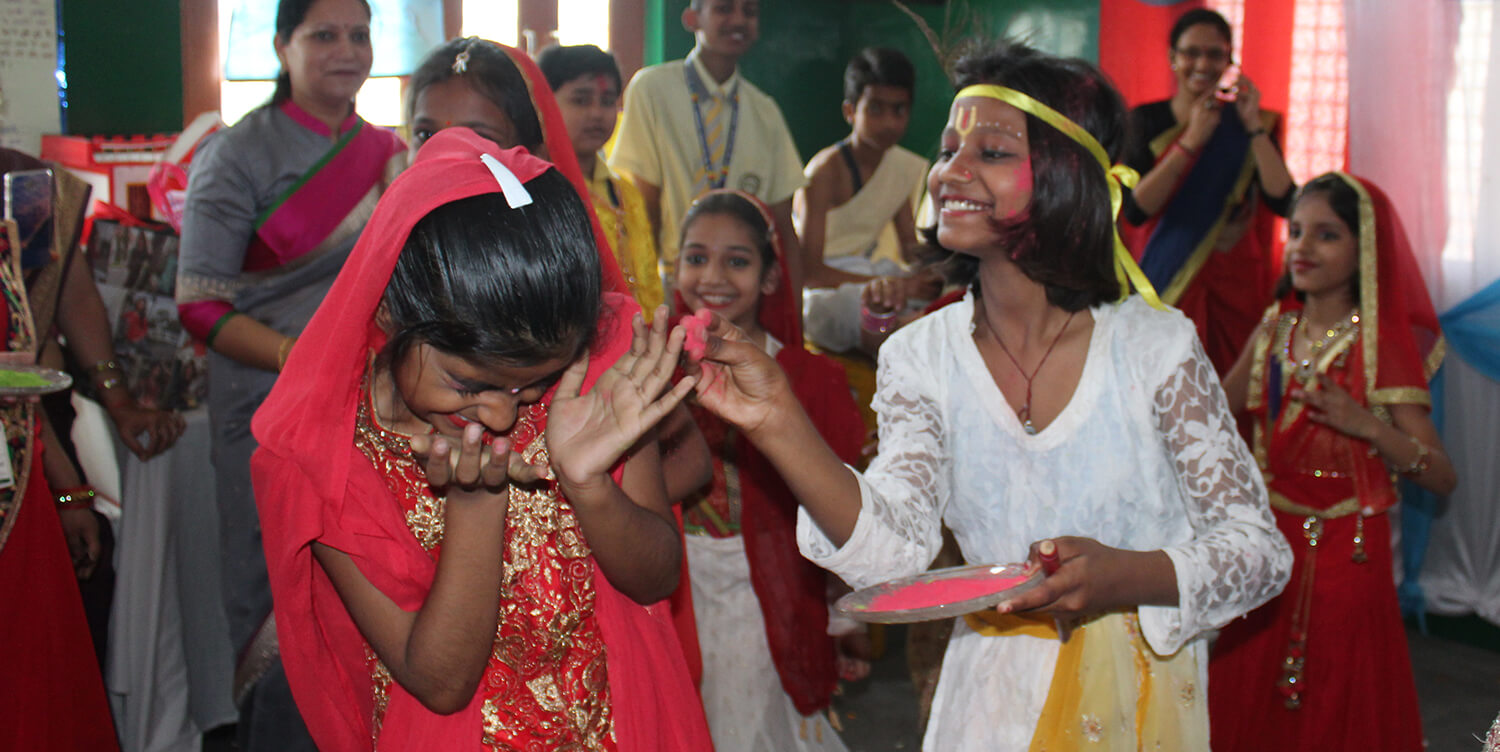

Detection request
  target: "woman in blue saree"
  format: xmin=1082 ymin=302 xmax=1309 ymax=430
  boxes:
xmin=1121 ymin=8 xmax=1296 ymax=375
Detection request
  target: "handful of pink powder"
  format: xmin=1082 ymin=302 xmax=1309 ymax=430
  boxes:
xmin=682 ymin=308 xmax=713 ymax=360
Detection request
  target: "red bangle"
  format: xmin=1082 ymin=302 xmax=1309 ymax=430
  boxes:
xmin=860 ymin=306 xmax=898 ymax=335
xmin=1173 ymin=140 xmax=1198 ymax=158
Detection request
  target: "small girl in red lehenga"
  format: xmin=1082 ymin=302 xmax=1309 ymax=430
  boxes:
xmin=1210 ymin=172 xmax=1456 ymax=751
xmin=671 ymin=190 xmax=865 ymax=750
xmin=249 ymin=129 xmax=713 ymax=751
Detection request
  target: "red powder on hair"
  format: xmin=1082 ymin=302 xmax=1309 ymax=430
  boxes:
xmin=866 ymin=572 xmax=1032 ymax=612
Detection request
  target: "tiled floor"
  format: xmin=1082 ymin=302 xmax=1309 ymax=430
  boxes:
xmin=834 ymin=624 xmax=1500 ymax=752
xmin=202 ymin=623 xmax=1499 ymax=751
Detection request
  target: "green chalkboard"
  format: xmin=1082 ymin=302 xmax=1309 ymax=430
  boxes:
xmin=59 ymin=0 xmax=184 ymax=135
xmin=641 ymin=0 xmax=1097 ymax=164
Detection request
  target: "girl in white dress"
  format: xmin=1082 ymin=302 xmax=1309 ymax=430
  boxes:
xmin=681 ymin=41 xmax=1293 ymax=751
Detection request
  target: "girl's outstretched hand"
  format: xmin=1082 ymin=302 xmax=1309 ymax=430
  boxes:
xmin=547 ymin=307 xmax=696 ymax=492
xmin=680 ymin=311 xmax=793 ymax=438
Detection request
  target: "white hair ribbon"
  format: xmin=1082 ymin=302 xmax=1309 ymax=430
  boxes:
xmin=479 ymin=153 xmax=534 ymax=209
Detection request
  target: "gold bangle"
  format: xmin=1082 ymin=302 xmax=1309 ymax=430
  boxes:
xmin=1394 ymin=435 xmax=1432 ymax=476
xmin=277 ymin=336 xmax=296 ymax=372
xmin=56 ymin=486 xmax=96 ymax=509
xmin=91 ymin=359 xmax=125 ymax=390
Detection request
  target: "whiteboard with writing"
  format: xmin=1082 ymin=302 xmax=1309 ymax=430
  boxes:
xmin=0 ymin=0 xmax=62 ymax=156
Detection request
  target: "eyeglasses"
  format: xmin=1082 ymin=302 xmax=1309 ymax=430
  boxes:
xmin=1174 ymin=46 xmax=1231 ymax=63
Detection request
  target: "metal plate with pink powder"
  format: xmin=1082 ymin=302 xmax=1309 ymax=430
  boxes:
xmin=834 ymin=563 xmax=1042 ymax=624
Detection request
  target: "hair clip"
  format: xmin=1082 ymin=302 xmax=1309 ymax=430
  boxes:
xmin=479 ymin=153 xmax=533 ymax=209
xmin=452 ymin=45 xmax=472 ymax=75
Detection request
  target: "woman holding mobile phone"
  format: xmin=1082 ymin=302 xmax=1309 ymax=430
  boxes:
xmin=1120 ymin=8 xmax=1295 ymax=375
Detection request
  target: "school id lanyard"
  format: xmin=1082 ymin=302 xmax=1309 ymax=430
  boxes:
xmin=684 ymin=60 xmax=741 ymax=190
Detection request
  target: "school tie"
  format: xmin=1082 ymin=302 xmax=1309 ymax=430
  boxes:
xmin=702 ymin=92 xmax=726 ymax=178
xmin=686 ymin=62 xmax=739 ymax=191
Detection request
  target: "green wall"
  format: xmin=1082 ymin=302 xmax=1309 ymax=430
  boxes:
xmin=643 ymin=0 xmax=1097 ymax=163
xmin=54 ymin=0 xmax=1097 ymax=141
xmin=59 ymin=0 xmax=184 ymax=135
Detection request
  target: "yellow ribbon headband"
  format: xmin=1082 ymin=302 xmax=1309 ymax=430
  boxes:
xmin=953 ymin=84 xmax=1165 ymax=311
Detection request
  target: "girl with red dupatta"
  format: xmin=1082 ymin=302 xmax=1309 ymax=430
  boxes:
xmin=1211 ymin=172 xmax=1455 ymax=751
xmin=175 ymin=2 xmax=405 ymax=745
xmin=404 ymin=36 xmax=715 ymax=678
xmin=250 ymin=128 xmax=714 ymax=751
xmin=671 ymin=190 xmax=864 ymax=750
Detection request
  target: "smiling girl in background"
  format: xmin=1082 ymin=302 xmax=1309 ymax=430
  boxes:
xmin=672 ymin=190 xmax=864 ymax=750
xmin=1210 ymin=173 xmax=1453 ymax=752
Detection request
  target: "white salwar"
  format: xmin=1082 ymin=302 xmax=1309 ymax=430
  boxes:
xmin=688 ymin=334 xmax=846 ymax=752
xmin=798 ymin=294 xmax=1292 ymax=751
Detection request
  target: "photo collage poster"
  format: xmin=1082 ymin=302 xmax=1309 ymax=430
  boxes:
xmin=85 ymin=220 xmax=206 ymax=411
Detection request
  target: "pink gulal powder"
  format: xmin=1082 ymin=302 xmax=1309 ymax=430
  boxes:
xmin=682 ymin=309 xmax=712 ymax=360
xmin=866 ymin=572 xmax=1031 ymax=612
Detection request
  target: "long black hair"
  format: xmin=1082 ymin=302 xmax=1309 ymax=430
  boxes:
xmin=272 ymin=0 xmax=373 ymax=105
xmin=381 ymin=169 xmax=602 ymax=369
xmin=928 ymin=40 xmax=1129 ymax=312
xmin=405 ymin=38 xmax=545 ymax=152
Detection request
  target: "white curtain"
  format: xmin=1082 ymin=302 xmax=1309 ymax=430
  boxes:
xmin=1344 ymin=0 xmax=1458 ymax=297
xmin=1347 ymin=0 xmax=1500 ymax=625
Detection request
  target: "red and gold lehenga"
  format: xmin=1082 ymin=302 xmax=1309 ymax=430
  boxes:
xmin=1209 ymin=173 xmax=1442 ymax=752
xmin=249 ymin=131 xmax=711 ymax=751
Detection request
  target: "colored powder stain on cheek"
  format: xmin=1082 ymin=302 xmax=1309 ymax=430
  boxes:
xmin=866 ymin=573 xmax=1031 ymax=611
xmin=996 ymin=156 xmax=1033 ymax=222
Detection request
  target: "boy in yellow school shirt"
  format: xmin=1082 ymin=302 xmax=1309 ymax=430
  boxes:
xmin=609 ymin=0 xmax=806 ymax=290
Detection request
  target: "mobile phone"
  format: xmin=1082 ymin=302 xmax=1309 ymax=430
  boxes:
xmin=1214 ymin=64 xmax=1241 ymax=102
xmin=2 ymin=168 xmax=55 ymax=272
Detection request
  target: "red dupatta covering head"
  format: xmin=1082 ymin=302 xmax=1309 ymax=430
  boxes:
xmin=249 ymin=130 xmax=713 ymax=750
xmin=415 ymin=37 xmax=628 ymax=296
xmin=253 ymin=128 xmax=586 ymax=498
xmin=673 ymin=189 xmax=861 ymax=715
xmin=1341 ymin=173 xmax=1444 ymax=404
xmin=1276 ymin=173 xmax=1444 ymax=408
xmin=1260 ymin=172 xmax=1444 ymax=516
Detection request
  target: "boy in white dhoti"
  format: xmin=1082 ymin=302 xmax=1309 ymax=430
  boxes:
xmin=796 ymin=48 xmax=935 ymax=354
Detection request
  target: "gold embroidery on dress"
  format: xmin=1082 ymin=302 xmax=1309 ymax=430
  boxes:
xmin=354 ymin=376 xmax=447 ymax=550
xmin=527 ymin=675 xmax=566 ymax=713
xmin=366 ymin=645 xmax=393 ymax=743
xmin=355 ymin=384 xmax=612 ymax=749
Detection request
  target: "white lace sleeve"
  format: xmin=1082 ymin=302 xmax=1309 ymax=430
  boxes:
xmin=1139 ymin=336 xmax=1293 ymax=655
xmin=797 ymin=332 xmax=950 ymax=589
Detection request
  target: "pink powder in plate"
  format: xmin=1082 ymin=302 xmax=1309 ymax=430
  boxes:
xmin=867 ymin=572 xmax=1031 ymax=612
